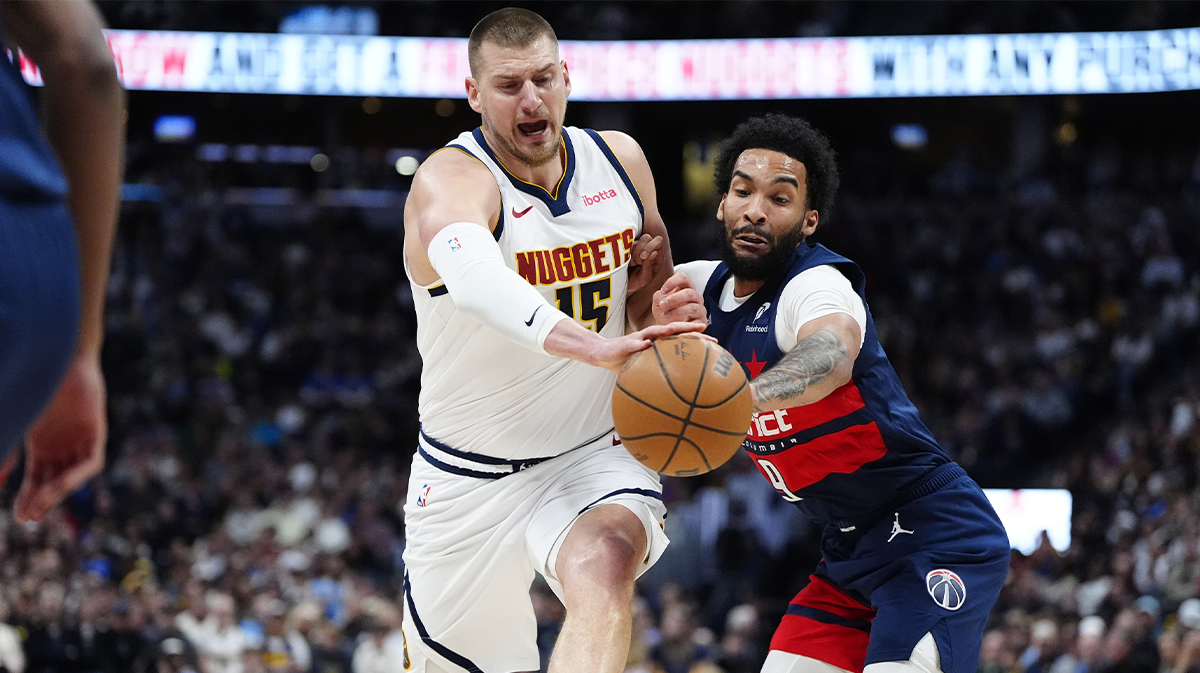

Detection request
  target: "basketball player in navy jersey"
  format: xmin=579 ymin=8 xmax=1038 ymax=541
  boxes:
xmin=663 ymin=114 xmax=1010 ymax=673
xmin=0 ymin=0 xmax=124 ymax=522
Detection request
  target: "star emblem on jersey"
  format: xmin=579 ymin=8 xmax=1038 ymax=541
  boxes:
xmin=512 ymin=205 xmax=533 ymax=218
xmin=926 ymin=569 xmax=966 ymax=611
xmin=888 ymin=512 xmax=914 ymax=542
xmin=742 ymin=350 xmax=767 ymax=379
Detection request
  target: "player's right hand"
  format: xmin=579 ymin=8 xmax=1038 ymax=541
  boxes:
xmin=14 ymin=354 xmax=106 ymax=523
xmin=594 ymin=320 xmax=708 ymax=374
xmin=653 ymin=272 xmax=707 ymax=326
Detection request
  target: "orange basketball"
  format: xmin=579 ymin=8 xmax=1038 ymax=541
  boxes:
xmin=613 ymin=334 xmax=754 ymax=477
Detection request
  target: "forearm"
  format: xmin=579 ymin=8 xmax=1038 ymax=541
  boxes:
xmin=542 ymin=318 xmax=610 ymax=366
xmin=429 ymin=222 xmax=569 ymax=354
xmin=38 ymin=13 xmax=125 ymax=360
xmin=750 ymin=329 xmax=853 ymax=413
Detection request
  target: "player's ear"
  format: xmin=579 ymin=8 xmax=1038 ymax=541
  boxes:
xmin=802 ymin=209 xmax=819 ymax=236
xmin=716 ymin=195 xmax=726 ymax=221
xmin=561 ymin=60 xmax=571 ymax=96
xmin=466 ymin=77 xmax=483 ymax=113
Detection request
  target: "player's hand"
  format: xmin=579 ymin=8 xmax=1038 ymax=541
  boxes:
xmin=626 ymin=234 xmax=664 ymax=296
xmin=653 ymin=272 xmax=708 ymax=326
xmin=14 ymin=354 xmax=107 ymax=523
xmin=593 ymin=321 xmax=707 ymax=374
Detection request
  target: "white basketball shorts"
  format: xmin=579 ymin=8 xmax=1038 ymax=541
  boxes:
xmin=400 ymin=430 xmax=669 ymax=672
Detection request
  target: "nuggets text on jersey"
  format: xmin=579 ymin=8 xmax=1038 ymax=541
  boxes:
xmin=515 ymin=228 xmax=636 ymax=286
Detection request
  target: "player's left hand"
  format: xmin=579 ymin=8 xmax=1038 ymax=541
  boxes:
xmin=653 ymin=272 xmax=708 ymax=326
xmin=14 ymin=353 xmax=107 ymax=523
xmin=626 ymin=233 xmax=664 ymax=296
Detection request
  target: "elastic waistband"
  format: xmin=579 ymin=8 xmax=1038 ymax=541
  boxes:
xmin=831 ymin=462 xmax=968 ymax=533
xmin=416 ymin=426 xmax=614 ymax=480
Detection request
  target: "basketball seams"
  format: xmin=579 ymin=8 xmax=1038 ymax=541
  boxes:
xmin=613 ymin=383 xmax=689 ymax=423
xmin=614 ymin=334 xmax=752 ymax=476
xmin=650 ymin=338 xmax=701 ymax=406
xmin=677 ymin=434 xmax=712 ymax=471
xmin=690 ymin=378 xmax=748 ymax=409
xmin=615 ymin=386 xmax=748 ymax=437
xmin=663 ymin=344 xmax=711 ymax=473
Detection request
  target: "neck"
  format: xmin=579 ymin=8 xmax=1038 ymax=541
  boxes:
xmin=732 ymin=277 xmax=764 ymax=298
xmin=481 ymin=125 xmax=565 ymax=193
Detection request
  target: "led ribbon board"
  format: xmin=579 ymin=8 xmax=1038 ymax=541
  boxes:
xmin=13 ymin=28 xmax=1200 ymax=99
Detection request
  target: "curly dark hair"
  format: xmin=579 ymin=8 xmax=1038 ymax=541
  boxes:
xmin=714 ymin=113 xmax=840 ymax=221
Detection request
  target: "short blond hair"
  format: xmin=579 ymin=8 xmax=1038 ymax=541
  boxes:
xmin=468 ymin=7 xmax=558 ymax=77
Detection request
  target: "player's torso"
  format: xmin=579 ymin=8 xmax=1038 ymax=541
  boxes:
xmin=410 ymin=126 xmax=644 ymax=460
xmin=703 ymin=244 xmax=949 ymax=525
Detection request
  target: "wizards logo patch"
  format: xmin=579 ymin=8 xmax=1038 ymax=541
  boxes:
xmin=926 ymin=569 xmax=966 ymax=611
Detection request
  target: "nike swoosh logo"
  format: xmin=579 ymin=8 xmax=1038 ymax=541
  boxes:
xmin=512 ymin=205 xmax=534 ymax=218
xmin=524 ymin=306 xmax=541 ymax=326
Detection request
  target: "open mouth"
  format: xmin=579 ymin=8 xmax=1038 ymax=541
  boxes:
xmin=517 ymin=120 xmax=550 ymax=138
xmin=733 ymin=232 xmax=772 ymax=253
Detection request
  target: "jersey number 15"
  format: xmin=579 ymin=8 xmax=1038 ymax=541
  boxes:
xmin=554 ymin=278 xmax=611 ymax=332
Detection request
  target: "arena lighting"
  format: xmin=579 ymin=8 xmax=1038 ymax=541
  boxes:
xmin=891 ymin=124 xmax=928 ymax=149
xmin=153 ymin=114 xmax=196 ymax=142
xmin=982 ymin=488 xmax=1072 ymax=554
xmin=14 ymin=26 xmax=1200 ymax=100
xmin=395 ymin=156 xmax=419 ymax=176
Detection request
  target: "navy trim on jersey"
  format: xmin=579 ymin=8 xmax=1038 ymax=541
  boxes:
xmin=582 ymin=129 xmax=644 ymax=222
xmin=493 ymin=197 xmax=506 ymax=241
xmin=420 ymin=427 xmax=552 ymax=468
xmin=416 ymin=447 xmax=505 ymax=480
xmin=577 ymin=487 xmax=663 ymax=516
xmin=427 ymin=284 xmax=448 ymax=297
xmin=404 ymin=574 xmax=485 ymax=673
xmin=745 ymin=407 xmax=876 ymax=456
xmin=785 ymin=604 xmax=873 ymax=633
xmin=471 ymin=127 xmax=576 ymax=217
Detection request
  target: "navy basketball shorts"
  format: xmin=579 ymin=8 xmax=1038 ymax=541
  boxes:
xmin=0 ymin=197 xmax=81 ymax=461
xmin=770 ymin=476 xmax=1009 ymax=673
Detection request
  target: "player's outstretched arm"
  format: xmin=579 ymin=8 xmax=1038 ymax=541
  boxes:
xmin=406 ymin=150 xmax=576 ymax=353
xmin=750 ymin=313 xmax=862 ymax=413
xmin=544 ymin=320 xmax=707 ymax=375
xmin=1 ymin=0 xmax=125 ymax=522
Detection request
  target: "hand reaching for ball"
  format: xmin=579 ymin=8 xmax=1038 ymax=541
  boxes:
xmin=653 ymin=272 xmax=708 ymax=326
xmin=590 ymin=321 xmax=708 ymax=375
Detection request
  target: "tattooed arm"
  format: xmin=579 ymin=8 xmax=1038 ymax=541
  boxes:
xmin=750 ymin=312 xmax=862 ymax=413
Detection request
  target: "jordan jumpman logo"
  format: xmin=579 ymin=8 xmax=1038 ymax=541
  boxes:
xmin=888 ymin=512 xmax=914 ymax=542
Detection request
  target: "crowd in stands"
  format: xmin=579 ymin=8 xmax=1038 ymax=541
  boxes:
xmin=0 ymin=87 xmax=1199 ymax=673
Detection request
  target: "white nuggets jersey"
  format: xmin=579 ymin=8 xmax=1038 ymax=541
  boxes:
xmin=409 ymin=126 xmax=644 ymax=460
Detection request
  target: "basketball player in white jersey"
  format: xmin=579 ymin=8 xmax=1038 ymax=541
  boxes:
xmin=400 ymin=8 xmax=707 ymax=673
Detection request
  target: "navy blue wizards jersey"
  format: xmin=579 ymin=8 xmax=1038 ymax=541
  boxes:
xmin=704 ymin=243 xmax=953 ymax=526
xmin=0 ymin=43 xmax=68 ymax=200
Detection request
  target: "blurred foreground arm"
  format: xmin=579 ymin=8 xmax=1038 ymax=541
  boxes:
xmin=1 ymin=0 xmax=124 ymax=521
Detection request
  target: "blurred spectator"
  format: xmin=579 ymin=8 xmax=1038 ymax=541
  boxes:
xmin=349 ymin=618 xmax=394 ymax=673
xmin=196 ymin=594 xmax=248 ymax=673
xmin=156 ymin=638 xmax=199 ymax=673
xmin=650 ymin=602 xmax=719 ymax=673
xmin=0 ymin=597 xmax=24 ymax=673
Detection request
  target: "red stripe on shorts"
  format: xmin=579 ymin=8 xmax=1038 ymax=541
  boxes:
xmin=769 ymin=575 xmax=875 ymax=673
